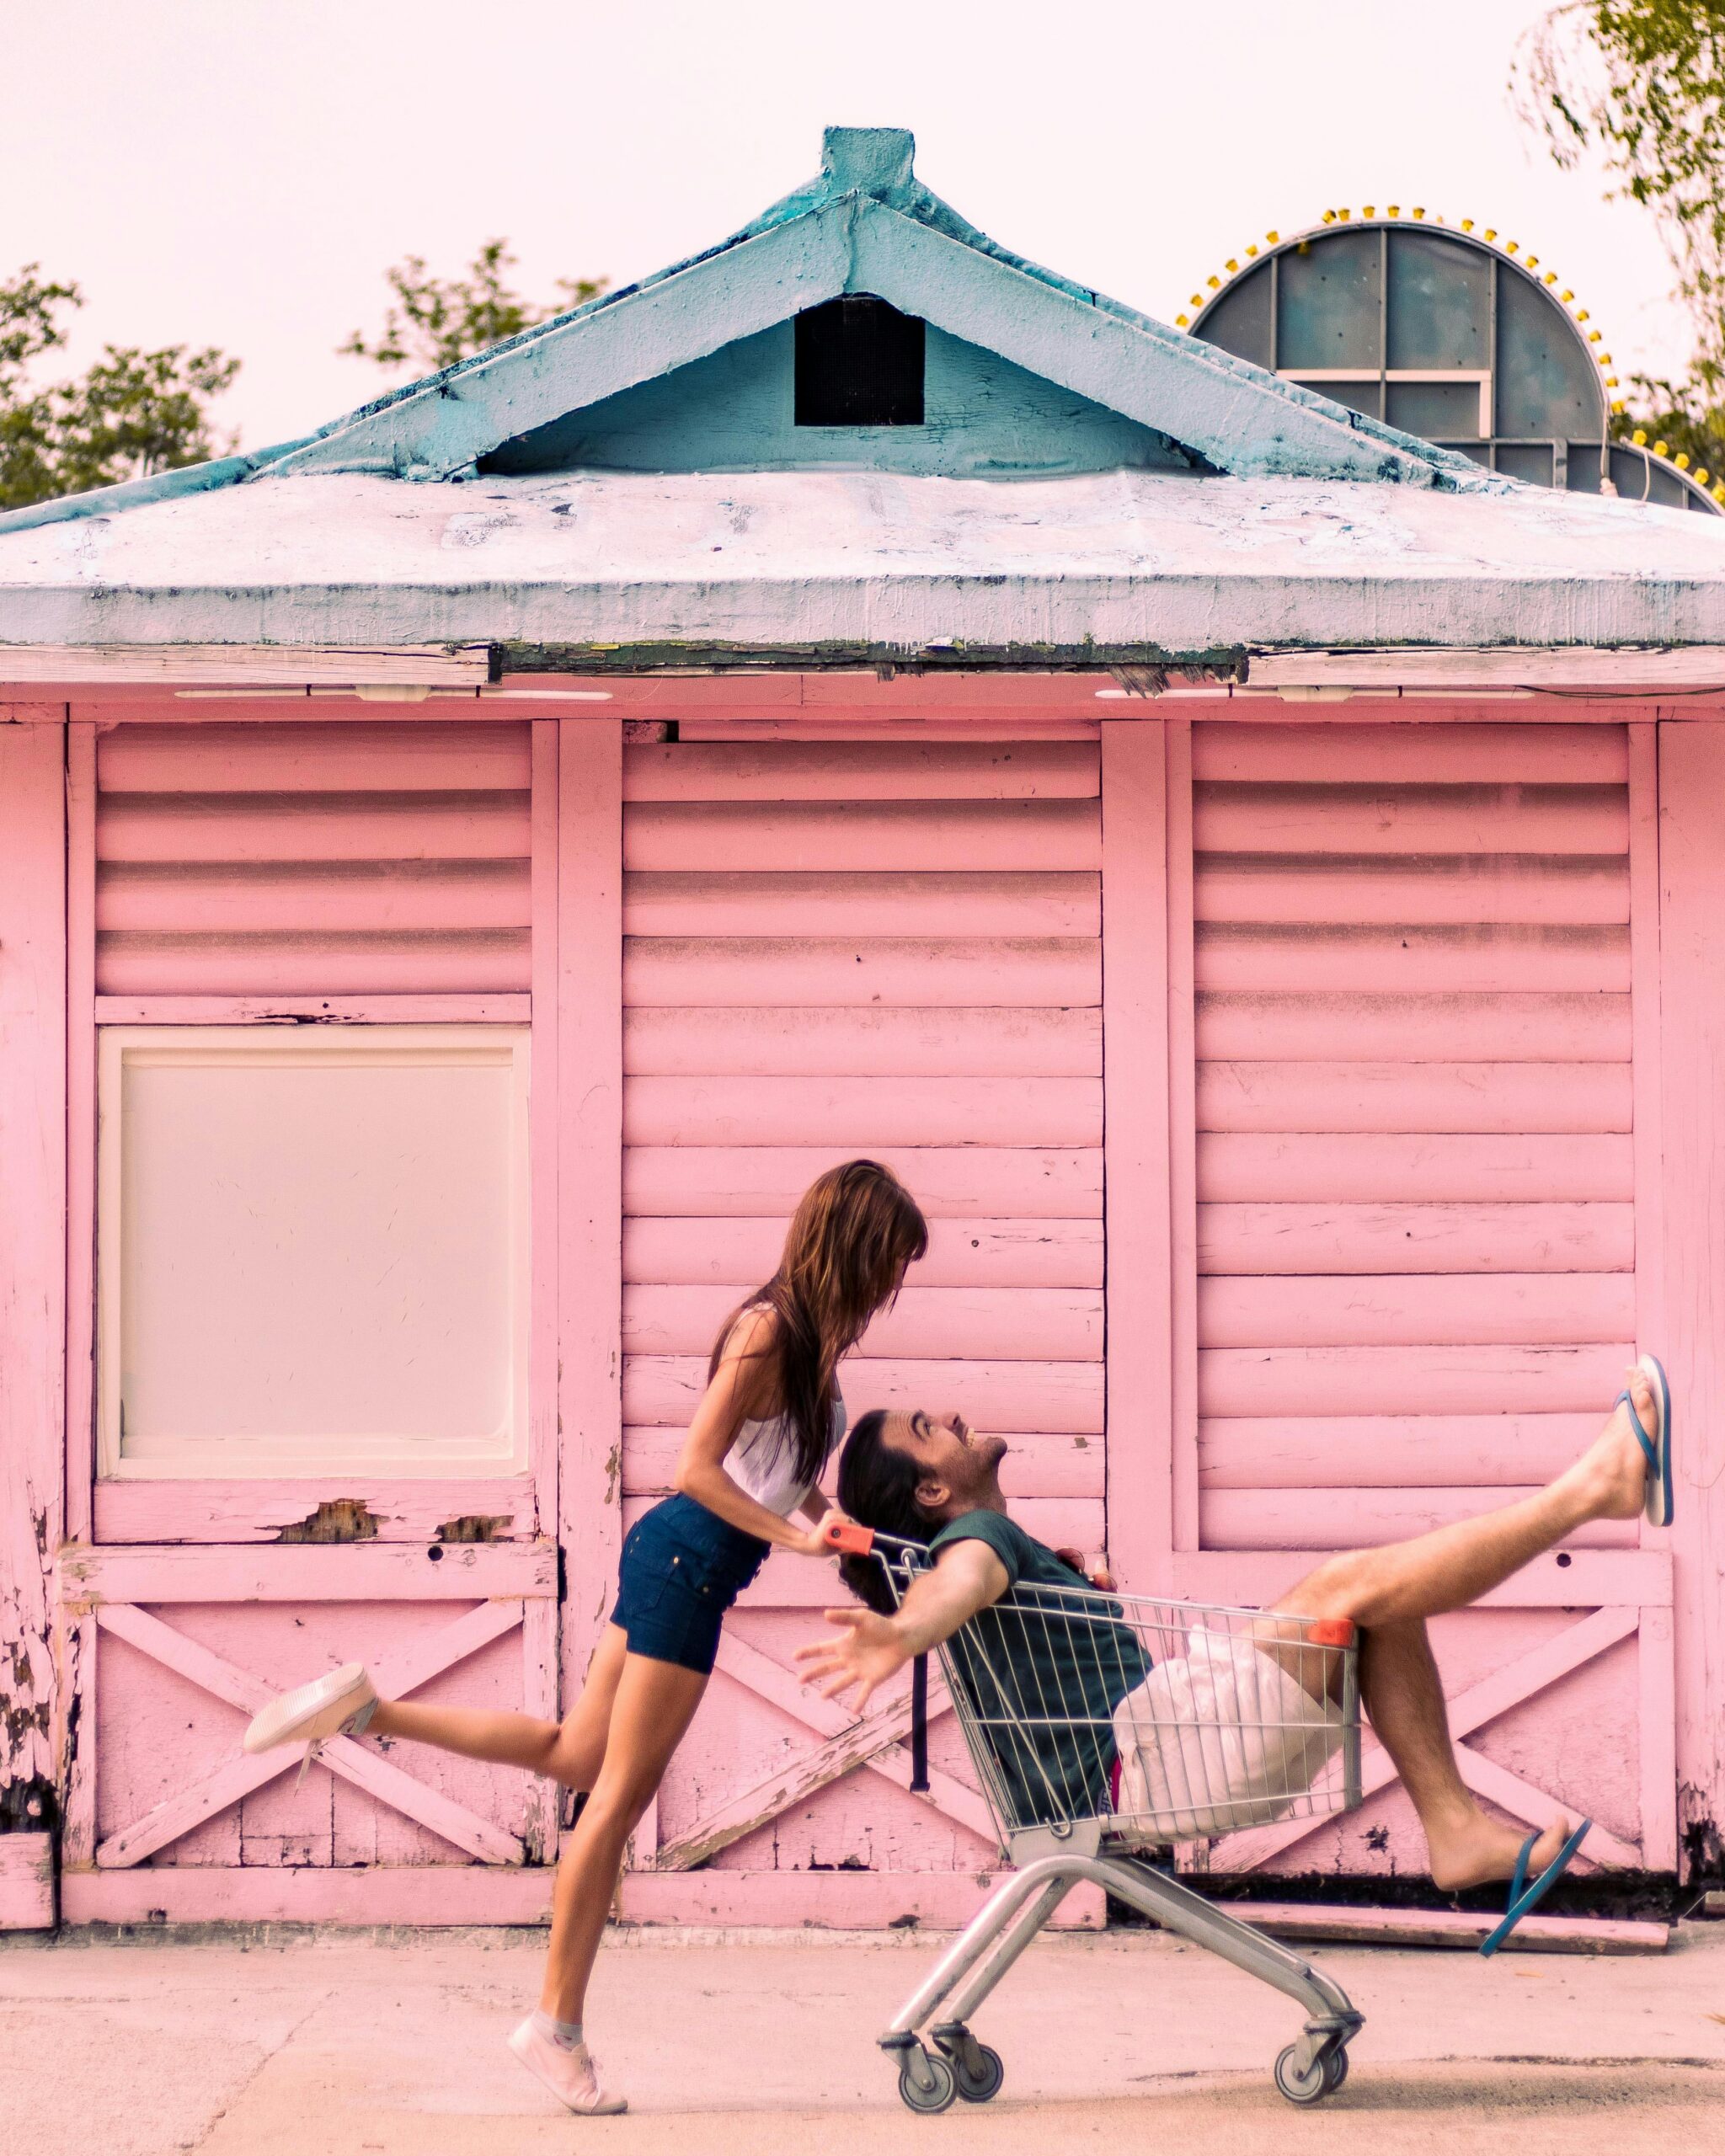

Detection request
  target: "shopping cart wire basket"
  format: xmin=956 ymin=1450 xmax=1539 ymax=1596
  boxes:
xmin=823 ymin=1522 xmax=1367 ymax=2114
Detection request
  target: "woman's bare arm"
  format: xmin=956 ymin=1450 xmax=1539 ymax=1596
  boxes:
xmin=671 ymin=1308 xmax=843 ymax=1556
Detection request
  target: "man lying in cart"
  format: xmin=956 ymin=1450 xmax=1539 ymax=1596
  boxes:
xmin=798 ymin=1358 xmax=1673 ymax=1956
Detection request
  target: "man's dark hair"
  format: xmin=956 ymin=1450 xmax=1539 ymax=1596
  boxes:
xmin=836 ymin=1407 xmax=938 ymax=1614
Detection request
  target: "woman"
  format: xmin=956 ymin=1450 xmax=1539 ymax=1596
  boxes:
xmin=241 ymin=1159 xmax=927 ymax=2115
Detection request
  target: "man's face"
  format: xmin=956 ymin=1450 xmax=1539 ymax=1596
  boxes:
xmin=884 ymin=1408 xmax=1008 ymax=1519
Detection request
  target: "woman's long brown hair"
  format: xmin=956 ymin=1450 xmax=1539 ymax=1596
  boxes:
xmin=708 ymin=1160 xmax=928 ymax=1490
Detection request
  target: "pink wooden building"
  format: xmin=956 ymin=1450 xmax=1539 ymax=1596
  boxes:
xmin=3 ymin=128 xmax=1724 ymax=1933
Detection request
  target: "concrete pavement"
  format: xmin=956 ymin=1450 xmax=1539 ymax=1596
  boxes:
xmin=4 ymin=1922 xmax=1722 ymax=2154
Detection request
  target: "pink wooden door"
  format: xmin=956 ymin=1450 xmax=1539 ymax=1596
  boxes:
xmin=615 ymin=729 xmax=1106 ymax=1924
xmin=62 ymin=715 xmax=562 ymax=1924
xmin=1167 ymin=716 xmax=1674 ymax=1883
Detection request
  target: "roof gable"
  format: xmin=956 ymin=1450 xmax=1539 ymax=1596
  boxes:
xmin=264 ymin=130 xmax=1481 ymax=490
xmin=482 ymin=315 xmax=1195 ymax=478
xmin=0 ymin=126 xmax=1495 ymax=537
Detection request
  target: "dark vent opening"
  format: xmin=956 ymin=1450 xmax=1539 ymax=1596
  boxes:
xmin=794 ymin=296 xmax=925 ymax=427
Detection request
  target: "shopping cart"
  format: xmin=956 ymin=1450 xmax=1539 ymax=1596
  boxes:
xmin=825 ymin=1525 xmax=1366 ymax=2114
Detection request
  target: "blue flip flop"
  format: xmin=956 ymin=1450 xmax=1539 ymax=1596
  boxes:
xmin=1477 ymin=1818 xmax=1592 ymax=1956
xmin=1621 ymin=1353 xmax=1674 ymax=1529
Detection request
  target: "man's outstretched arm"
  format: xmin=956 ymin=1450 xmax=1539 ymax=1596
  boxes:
xmin=794 ymin=1540 xmax=1009 ymax=1715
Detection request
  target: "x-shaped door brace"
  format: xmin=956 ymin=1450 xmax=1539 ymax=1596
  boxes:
xmin=1206 ymin=1606 xmax=1642 ymax=1874
xmin=93 ymin=1600 xmax=527 ymax=1868
xmin=652 ymin=1630 xmax=996 ymax=1871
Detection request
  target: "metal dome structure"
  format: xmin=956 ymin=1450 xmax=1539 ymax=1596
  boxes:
xmin=1185 ymin=211 xmax=1720 ymax=514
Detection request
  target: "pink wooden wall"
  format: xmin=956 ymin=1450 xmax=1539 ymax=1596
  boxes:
xmin=3 ymin=689 xmax=1702 ymax=1931
xmin=616 ymin=734 xmax=1103 ymax=1915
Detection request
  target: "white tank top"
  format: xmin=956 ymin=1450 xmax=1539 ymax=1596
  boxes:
xmin=728 ymin=1393 xmax=849 ymax=1519
xmin=721 ymin=1305 xmax=847 ymax=1519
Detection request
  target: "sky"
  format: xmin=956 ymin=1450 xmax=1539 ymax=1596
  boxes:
xmin=3 ymin=0 xmax=1694 ymax=452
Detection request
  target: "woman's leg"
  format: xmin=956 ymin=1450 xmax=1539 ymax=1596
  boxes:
xmin=368 ymin=1624 xmax=629 ymax=1790
xmin=539 ymin=1649 xmax=708 ymax=2025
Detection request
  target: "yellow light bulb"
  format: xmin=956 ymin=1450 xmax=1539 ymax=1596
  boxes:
xmin=1207 ymin=275 xmax=1220 ymax=289
xmin=1506 ymin=240 xmax=1519 ymax=253
xmin=1543 ymin=271 xmax=1557 ymax=285
xmin=1363 ymin=204 xmax=1376 ymax=216
xmin=1561 ymin=289 xmax=1573 ymax=301
xmin=1322 ymin=210 xmax=1336 ymax=225
xmin=1697 ymin=468 xmax=1711 ymax=486
xmin=1676 ymin=452 xmax=1691 ymax=469
xmin=1191 ymin=295 xmax=1204 ymax=307
xmin=1461 ymin=218 xmax=1475 ymax=231
xmin=1338 ymin=207 xmax=1350 ymax=220
xmin=1588 ymin=329 xmax=1601 ymax=342
xmin=1605 ymin=376 xmax=1619 ymax=387
xmin=1176 ymin=313 xmax=1190 ymax=328
xmin=1246 ymin=243 xmax=1258 ymax=257
xmin=1483 ymin=227 xmax=1498 ymax=241
xmin=1525 ymin=253 xmax=1540 ymax=268
xmin=1575 ymin=308 xmax=1589 ymax=321
xmin=1714 ymin=484 xmax=1725 ymax=501
xmin=1267 ymin=230 xmax=1279 ymax=243
xmin=1386 ymin=203 xmax=1398 ymax=216
xmin=1632 ymin=429 xmax=1648 ymax=446
xmin=1611 ymin=400 xmax=1626 ymax=414
xmin=1413 ymin=206 xmax=1426 ymax=219
xmin=1226 ymin=258 xmax=1239 ymax=273
xmin=1653 ymin=440 xmax=1669 ymax=457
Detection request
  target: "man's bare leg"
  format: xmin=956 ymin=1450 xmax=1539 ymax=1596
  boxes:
xmin=1265 ymin=1369 xmax=1655 ymax=1887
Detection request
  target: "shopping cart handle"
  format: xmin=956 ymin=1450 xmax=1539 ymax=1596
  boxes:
xmin=821 ymin=1518 xmax=876 ymax=1556
xmin=1308 ymin=1618 xmax=1356 ymax=1648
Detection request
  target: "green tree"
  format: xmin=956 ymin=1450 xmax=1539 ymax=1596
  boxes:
xmin=0 ymin=266 xmax=240 ymax=512
xmin=1514 ymin=4 xmax=1725 ymax=483
xmin=342 ymin=238 xmax=606 ymax=372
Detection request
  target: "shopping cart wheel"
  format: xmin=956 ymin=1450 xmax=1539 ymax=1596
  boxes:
xmin=950 ymin=2043 xmax=1004 ymax=2104
xmin=1323 ymin=2046 xmax=1349 ymax=2092
xmin=897 ymin=2048 xmax=958 ymax=2115
xmin=1273 ymin=2044 xmax=1332 ymax=2105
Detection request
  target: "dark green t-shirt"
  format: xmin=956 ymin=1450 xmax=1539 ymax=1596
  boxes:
xmin=927 ymin=1510 xmax=1149 ymax=1831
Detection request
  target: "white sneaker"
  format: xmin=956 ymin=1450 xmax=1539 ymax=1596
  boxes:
xmin=242 ymin=1663 xmax=377 ymax=1763
xmin=508 ymin=2019 xmax=628 ymax=2116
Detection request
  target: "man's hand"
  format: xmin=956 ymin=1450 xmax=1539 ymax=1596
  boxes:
xmin=794 ymin=1607 xmax=912 ymax=1715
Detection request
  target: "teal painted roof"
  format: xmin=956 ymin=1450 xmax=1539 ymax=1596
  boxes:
xmin=0 ymin=126 xmax=1493 ymax=537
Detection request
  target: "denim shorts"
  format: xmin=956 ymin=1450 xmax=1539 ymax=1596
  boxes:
xmin=611 ymin=1493 xmax=771 ymax=1675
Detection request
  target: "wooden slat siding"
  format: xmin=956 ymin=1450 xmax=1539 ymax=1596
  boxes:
xmin=625 ymin=1075 xmax=1101 ymax=1148
xmin=623 ymin=1216 xmax=1104 ymax=1288
xmin=626 ymin=870 xmax=1101 ymax=937
xmin=1201 ymin=1489 xmax=1636 ymax=1550
xmin=93 ymin=722 xmax=532 ymax=995
xmin=1199 ymin=1133 xmax=1634 ymax=1203
xmin=1197 ymin=993 xmax=1630 ymax=1061
xmin=1193 ymin=723 xmax=1635 ymax=1549
xmin=1194 ymin=783 xmax=1628 ymax=856
xmin=625 ymin=1145 xmax=1103 ymax=1217
xmin=628 ymin=1006 xmax=1101 ymax=1078
xmin=1199 ymin=1203 xmax=1635 ymax=1274
xmin=622 ymin=738 xmax=1104 ymax=1888
xmin=623 ymin=741 xmax=1100 ymax=801
xmin=1196 ymin=857 xmax=1630 ymax=928
xmin=1198 ymin=927 xmax=1630 ymax=994
xmin=623 ymin=798 xmax=1101 ymax=873
xmin=1191 ymin=723 xmax=1630 ymax=785
xmin=1199 ymin=1413 xmax=1605 ymax=1489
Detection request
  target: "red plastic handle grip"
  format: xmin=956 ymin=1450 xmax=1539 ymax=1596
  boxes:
xmin=822 ymin=1518 xmax=875 ymax=1556
xmin=1308 ymin=1618 xmax=1356 ymax=1649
